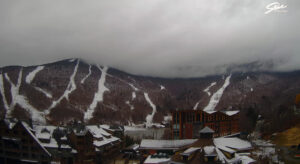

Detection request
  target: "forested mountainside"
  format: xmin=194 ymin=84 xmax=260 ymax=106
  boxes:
xmin=1 ymin=59 xmax=300 ymax=134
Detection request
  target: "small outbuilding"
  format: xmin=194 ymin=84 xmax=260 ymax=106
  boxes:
xmin=199 ymin=126 xmax=215 ymax=139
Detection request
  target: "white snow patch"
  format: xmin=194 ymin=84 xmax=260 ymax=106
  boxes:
xmin=0 ymin=74 xmax=9 ymax=109
xmin=126 ymin=100 xmax=134 ymax=110
xmin=44 ymin=60 xmax=79 ymax=114
xmin=25 ymin=66 xmax=44 ymax=84
xmin=203 ymin=75 xmax=231 ymax=112
xmin=204 ymin=146 xmax=215 ymax=155
xmin=160 ymin=85 xmax=165 ymax=90
xmin=203 ymin=82 xmax=216 ymax=96
xmin=132 ymin=92 xmax=136 ymax=100
xmin=193 ymin=101 xmax=199 ymax=110
xmin=34 ymin=87 xmax=52 ymax=98
xmin=214 ymin=137 xmax=252 ymax=151
xmin=144 ymin=155 xmax=170 ymax=164
xmin=223 ymin=110 xmax=239 ymax=116
xmin=247 ymin=76 xmax=250 ymax=80
xmin=129 ymin=83 xmax=139 ymax=91
xmin=81 ymin=64 xmax=92 ymax=84
xmin=69 ymin=59 xmax=75 ymax=62
xmin=250 ymin=88 xmax=253 ymax=92
xmin=5 ymin=69 xmax=45 ymax=124
xmin=163 ymin=115 xmax=172 ymax=122
xmin=144 ymin=92 xmax=157 ymax=128
xmin=84 ymin=66 xmax=109 ymax=121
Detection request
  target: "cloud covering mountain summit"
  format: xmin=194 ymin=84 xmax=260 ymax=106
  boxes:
xmin=0 ymin=0 xmax=299 ymax=77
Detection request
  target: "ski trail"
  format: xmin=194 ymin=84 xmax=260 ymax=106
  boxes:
xmin=126 ymin=101 xmax=134 ymax=110
xmin=81 ymin=64 xmax=92 ymax=84
xmin=129 ymin=83 xmax=139 ymax=91
xmin=25 ymin=66 xmax=44 ymax=84
xmin=144 ymin=92 xmax=156 ymax=128
xmin=132 ymin=92 xmax=136 ymax=100
xmin=193 ymin=101 xmax=199 ymax=110
xmin=0 ymin=73 xmax=9 ymax=109
xmin=203 ymin=82 xmax=217 ymax=96
xmin=203 ymin=75 xmax=231 ymax=112
xmin=44 ymin=59 xmax=79 ymax=114
xmin=84 ymin=66 xmax=109 ymax=121
xmin=34 ymin=87 xmax=52 ymax=98
xmin=5 ymin=69 xmax=45 ymax=123
xmin=193 ymin=81 xmax=216 ymax=110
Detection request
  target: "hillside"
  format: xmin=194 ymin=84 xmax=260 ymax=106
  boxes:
xmin=0 ymin=59 xmax=300 ymax=133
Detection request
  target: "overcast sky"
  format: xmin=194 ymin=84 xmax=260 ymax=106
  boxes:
xmin=0 ymin=0 xmax=299 ymax=77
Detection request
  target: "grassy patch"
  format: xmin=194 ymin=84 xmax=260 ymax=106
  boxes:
xmin=272 ymin=124 xmax=300 ymax=146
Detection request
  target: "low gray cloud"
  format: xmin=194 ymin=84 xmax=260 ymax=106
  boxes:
xmin=0 ymin=0 xmax=299 ymax=77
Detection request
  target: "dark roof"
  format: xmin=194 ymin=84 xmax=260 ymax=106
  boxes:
xmin=199 ymin=126 xmax=215 ymax=133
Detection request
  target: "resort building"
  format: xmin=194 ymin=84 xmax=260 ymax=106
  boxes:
xmin=172 ymin=110 xmax=240 ymax=139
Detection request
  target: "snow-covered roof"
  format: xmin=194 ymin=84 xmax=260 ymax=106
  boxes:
xmin=86 ymin=125 xmax=120 ymax=148
xmin=214 ymin=137 xmax=252 ymax=151
xmin=4 ymin=119 xmax=17 ymax=129
xmin=203 ymin=146 xmax=216 ymax=156
xmin=199 ymin=126 xmax=215 ymax=133
xmin=100 ymin=124 xmax=114 ymax=132
xmin=140 ymin=139 xmax=197 ymax=150
xmin=22 ymin=122 xmax=51 ymax=157
xmin=217 ymin=145 xmax=236 ymax=154
xmin=180 ymin=147 xmax=201 ymax=156
xmin=86 ymin=125 xmax=111 ymax=138
xmin=204 ymin=110 xmax=217 ymax=114
xmin=34 ymin=125 xmax=71 ymax=150
xmin=222 ymin=110 xmax=239 ymax=116
xmin=144 ymin=155 xmax=171 ymax=164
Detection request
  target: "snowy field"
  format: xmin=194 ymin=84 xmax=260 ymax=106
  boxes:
xmin=124 ymin=126 xmax=166 ymax=140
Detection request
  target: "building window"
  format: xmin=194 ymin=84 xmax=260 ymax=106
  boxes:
xmin=196 ymin=114 xmax=200 ymax=122
xmin=173 ymin=124 xmax=179 ymax=130
xmin=187 ymin=113 xmax=195 ymax=123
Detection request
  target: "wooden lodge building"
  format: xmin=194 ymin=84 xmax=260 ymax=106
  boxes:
xmin=172 ymin=110 xmax=240 ymax=139
xmin=0 ymin=119 xmax=52 ymax=164
xmin=0 ymin=119 xmax=122 ymax=164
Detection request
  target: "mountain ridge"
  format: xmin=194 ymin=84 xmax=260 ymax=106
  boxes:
xmin=0 ymin=58 xmax=300 ymax=134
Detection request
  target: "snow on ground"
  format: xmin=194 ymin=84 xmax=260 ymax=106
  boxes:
xmin=84 ymin=66 xmax=109 ymax=121
xmin=132 ymin=92 xmax=136 ymax=100
xmin=140 ymin=139 xmax=197 ymax=149
xmin=144 ymin=92 xmax=157 ymax=128
xmin=193 ymin=101 xmax=199 ymax=110
xmin=251 ymin=139 xmax=280 ymax=163
xmin=25 ymin=66 xmax=44 ymax=84
xmin=163 ymin=115 xmax=172 ymax=123
xmin=0 ymin=74 xmax=9 ymax=109
xmin=203 ymin=82 xmax=216 ymax=96
xmin=160 ymin=85 xmax=165 ymax=90
xmin=129 ymin=83 xmax=139 ymax=91
xmin=5 ymin=69 xmax=45 ymax=124
xmin=81 ymin=64 xmax=92 ymax=84
xmin=44 ymin=59 xmax=80 ymax=115
xmin=250 ymin=88 xmax=253 ymax=92
xmin=126 ymin=100 xmax=134 ymax=110
xmin=69 ymin=59 xmax=75 ymax=62
xmin=203 ymin=75 xmax=231 ymax=112
xmin=34 ymin=87 xmax=52 ymax=98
